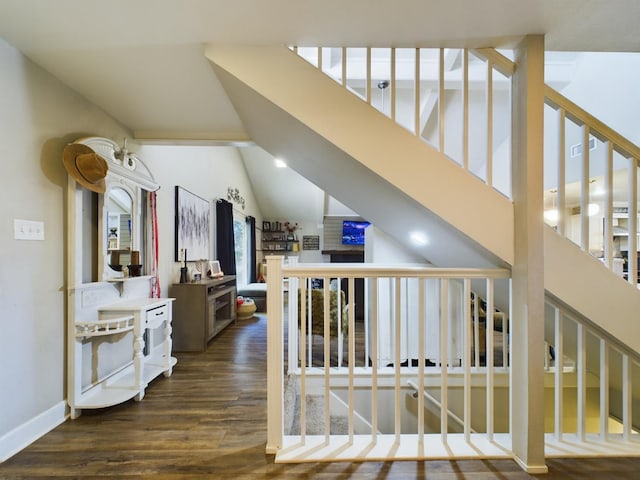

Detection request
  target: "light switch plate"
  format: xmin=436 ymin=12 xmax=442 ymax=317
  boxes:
xmin=14 ymin=219 xmax=45 ymax=241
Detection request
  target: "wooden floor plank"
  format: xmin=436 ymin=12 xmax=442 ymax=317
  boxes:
xmin=1 ymin=314 xmax=639 ymax=478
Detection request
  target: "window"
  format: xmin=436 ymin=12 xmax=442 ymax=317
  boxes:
xmin=233 ymin=216 xmax=247 ymax=286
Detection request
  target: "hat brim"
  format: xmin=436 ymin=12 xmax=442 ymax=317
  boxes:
xmin=63 ymin=143 xmax=107 ymax=193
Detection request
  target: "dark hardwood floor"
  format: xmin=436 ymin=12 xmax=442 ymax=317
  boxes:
xmin=1 ymin=314 xmax=638 ymax=479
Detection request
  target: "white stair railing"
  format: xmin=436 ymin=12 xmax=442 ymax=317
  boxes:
xmin=285 ymin=46 xmax=640 ymax=458
xmin=544 ymin=298 xmax=640 ymax=455
xmin=267 ymin=255 xmax=512 ymax=461
xmin=294 ymin=45 xmax=640 ymax=283
xmin=293 ymin=46 xmax=514 ymax=198
xmin=544 ymin=87 xmax=640 ymax=285
xmin=267 ymin=256 xmax=640 ymax=461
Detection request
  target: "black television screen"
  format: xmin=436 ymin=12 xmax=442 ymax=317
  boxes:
xmin=342 ymin=220 xmax=370 ymax=245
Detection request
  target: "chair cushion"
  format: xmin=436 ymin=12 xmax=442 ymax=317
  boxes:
xmin=237 ymin=283 xmax=267 ymax=297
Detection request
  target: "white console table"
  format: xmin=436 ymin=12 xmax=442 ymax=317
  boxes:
xmin=64 ymin=137 xmax=172 ymax=420
xmin=69 ymin=292 xmax=176 ymax=419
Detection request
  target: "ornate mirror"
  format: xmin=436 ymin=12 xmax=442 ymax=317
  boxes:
xmin=64 ymin=136 xmax=159 ymax=283
xmin=64 ymin=137 xmax=171 ymax=420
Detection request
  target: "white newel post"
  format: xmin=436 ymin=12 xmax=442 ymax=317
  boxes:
xmin=511 ymin=34 xmax=548 ymax=474
xmin=265 ymin=255 xmax=284 ymax=454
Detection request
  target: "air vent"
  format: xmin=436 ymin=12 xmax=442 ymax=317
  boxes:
xmin=570 ymin=136 xmax=597 ymax=158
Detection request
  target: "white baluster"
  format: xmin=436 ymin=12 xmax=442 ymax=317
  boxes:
xmin=599 ymin=338 xmax=609 ymax=440
xmin=554 ymin=306 xmax=564 ymax=440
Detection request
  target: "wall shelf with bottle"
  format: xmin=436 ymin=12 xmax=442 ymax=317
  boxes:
xmin=261 ymin=231 xmax=299 ymax=252
xmin=261 ymin=220 xmax=300 ymax=252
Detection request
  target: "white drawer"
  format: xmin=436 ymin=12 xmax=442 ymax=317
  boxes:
xmin=146 ymin=304 xmax=168 ymax=327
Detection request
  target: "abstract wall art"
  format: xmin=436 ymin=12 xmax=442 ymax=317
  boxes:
xmin=175 ymin=186 xmax=210 ymax=261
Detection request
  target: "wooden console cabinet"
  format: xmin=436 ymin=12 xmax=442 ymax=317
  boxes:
xmin=170 ymin=275 xmax=237 ymax=351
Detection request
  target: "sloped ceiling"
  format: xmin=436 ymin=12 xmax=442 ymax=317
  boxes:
xmin=1 ymin=0 xmax=639 ymax=222
xmin=0 ymin=0 xmax=638 ymax=143
xmin=239 ymin=146 xmax=325 ymax=225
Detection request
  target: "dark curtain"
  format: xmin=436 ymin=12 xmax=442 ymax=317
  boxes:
xmin=216 ymin=199 xmax=236 ymax=276
xmin=246 ymin=216 xmax=257 ymax=283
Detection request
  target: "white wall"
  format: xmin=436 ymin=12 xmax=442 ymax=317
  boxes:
xmin=544 ymin=52 xmax=640 ymax=191
xmin=558 ymin=53 xmax=640 ymax=146
xmin=0 ymin=38 xmax=264 ymax=461
xmin=139 ymin=144 xmax=263 ymax=294
xmin=0 ymin=38 xmax=132 ymax=460
xmin=292 ymin=219 xmax=324 ymax=263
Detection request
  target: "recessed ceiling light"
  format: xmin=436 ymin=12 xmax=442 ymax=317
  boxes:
xmin=274 ymin=158 xmax=287 ymax=168
xmin=409 ymin=231 xmax=429 ymax=246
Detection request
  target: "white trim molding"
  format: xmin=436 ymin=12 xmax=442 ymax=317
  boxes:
xmin=0 ymin=401 xmax=66 ymax=463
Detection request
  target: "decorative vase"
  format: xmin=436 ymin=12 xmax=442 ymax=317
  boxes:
xmin=179 ymin=267 xmax=188 ymax=283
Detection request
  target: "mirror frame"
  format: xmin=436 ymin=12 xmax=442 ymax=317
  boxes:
xmin=101 ymin=183 xmax=137 ymax=278
xmin=66 ymin=137 xmax=160 ymax=282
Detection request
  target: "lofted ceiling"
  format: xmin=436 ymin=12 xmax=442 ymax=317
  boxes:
xmin=1 ymin=0 xmax=639 ymax=221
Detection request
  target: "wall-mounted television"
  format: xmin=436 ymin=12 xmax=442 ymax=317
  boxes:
xmin=342 ymin=220 xmax=370 ymax=245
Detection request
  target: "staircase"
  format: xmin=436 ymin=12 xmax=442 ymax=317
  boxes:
xmin=284 ymin=374 xmax=351 ymax=436
xmin=204 ymin=44 xmax=640 ymax=468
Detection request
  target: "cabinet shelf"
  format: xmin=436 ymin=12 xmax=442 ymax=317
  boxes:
xmin=170 ymin=275 xmax=237 ymax=352
xmin=75 ymin=346 xmax=177 ymax=409
xmin=261 ymin=246 xmax=298 ymax=252
xmin=261 ymin=226 xmax=299 ymax=252
xmin=261 ymin=240 xmax=299 ymax=252
xmin=215 ymin=299 xmax=229 ymax=310
xmin=69 ymin=295 xmax=176 ymax=418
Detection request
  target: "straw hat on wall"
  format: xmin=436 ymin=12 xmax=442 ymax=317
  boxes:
xmin=63 ymin=143 xmax=108 ymax=193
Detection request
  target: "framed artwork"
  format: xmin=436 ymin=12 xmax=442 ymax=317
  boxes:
xmin=302 ymin=235 xmax=320 ymax=250
xmin=175 ymin=186 xmax=210 ymax=261
xmin=262 ymin=221 xmax=271 ymax=231
xmin=208 ymin=260 xmax=223 ymax=277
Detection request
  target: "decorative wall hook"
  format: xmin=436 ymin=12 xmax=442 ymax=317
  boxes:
xmin=227 ymin=187 xmax=245 ymax=210
xmin=113 ymin=138 xmax=128 ymax=161
xmin=114 ymin=138 xmax=136 ymax=170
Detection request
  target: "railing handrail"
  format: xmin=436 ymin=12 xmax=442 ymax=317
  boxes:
xmin=544 ymin=296 xmax=640 ymax=443
xmin=544 ymin=81 xmax=640 ymax=284
xmin=472 ymin=48 xmax=515 ymax=76
xmin=544 ymin=85 xmax=640 ymax=160
xmin=407 ymin=380 xmax=477 ymax=433
xmin=293 ymin=46 xmax=515 ymax=197
xmin=545 ymin=295 xmax=640 ymax=364
xmin=283 ymin=263 xmax=510 ymax=279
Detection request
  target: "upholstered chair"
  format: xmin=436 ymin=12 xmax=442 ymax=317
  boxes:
xmin=298 ymin=289 xmax=349 ymax=338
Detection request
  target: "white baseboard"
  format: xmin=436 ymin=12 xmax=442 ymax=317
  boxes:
xmin=513 ymin=454 xmax=549 ymax=474
xmin=0 ymin=401 xmax=67 ymax=463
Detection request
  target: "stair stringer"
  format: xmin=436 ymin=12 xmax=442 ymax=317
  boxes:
xmin=206 ymin=45 xmax=640 ymax=356
xmin=205 ymin=44 xmax=513 ymax=269
xmin=544 ymin=228 xmax=640 ymax=354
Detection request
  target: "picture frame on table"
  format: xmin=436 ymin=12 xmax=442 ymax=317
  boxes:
xmin=175 ymin=186 xmax=210 ymax=262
